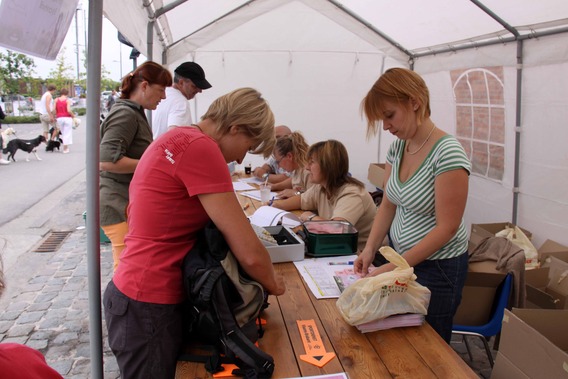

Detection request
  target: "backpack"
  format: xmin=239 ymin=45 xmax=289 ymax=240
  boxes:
xmin=0 ymin=105 xmax=5 ymax=120
xmin=180 ymin=221 xmax=275 ymax=378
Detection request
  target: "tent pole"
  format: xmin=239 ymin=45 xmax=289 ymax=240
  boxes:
xmin=86 ymin=0 xmax=104 ymax=378
xmin=512 ymin=40 xmax=523 ymax=224
xmin=146 ymin=20 xmax=154 ymax=124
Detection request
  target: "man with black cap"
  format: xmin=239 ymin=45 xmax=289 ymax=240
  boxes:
xmin=152 ymin=61 xmax=212 ymax=139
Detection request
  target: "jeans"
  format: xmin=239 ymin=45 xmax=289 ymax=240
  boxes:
xmin=413 ymin=253 xmax=468 ymax=343
xmin=103 ymin=280 xmax=184 ymax=379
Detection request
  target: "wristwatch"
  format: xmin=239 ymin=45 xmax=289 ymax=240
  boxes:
xmin=306 ymin=214 xmax=317 ymax=221
xmin=262 ymin=173 xmax=269 ymax=180
xmin=295 ymin=191 xmax=301 ymax=196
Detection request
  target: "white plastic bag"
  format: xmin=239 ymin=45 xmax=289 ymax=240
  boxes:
xmin=495 ymin=226 xmax=539 ymax=269
xmin=336 ymin=246 xmax=431 ymax=326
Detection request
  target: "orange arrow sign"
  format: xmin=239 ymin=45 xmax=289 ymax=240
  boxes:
xmin=296 ymin=319 xmax=336 ymax=367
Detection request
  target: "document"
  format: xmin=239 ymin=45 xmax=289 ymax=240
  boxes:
xmin=241 ymin=190 xmax=279 ymax=202
xmin=232 ymin=181 xmax=256 ymax=191
xmin=293 ymin=255 xmax=360 ymax=299
xmin=356 ymin=313 xmax=425 ymax=333
xmin=248 ymin=206 xmax=302 ymax=227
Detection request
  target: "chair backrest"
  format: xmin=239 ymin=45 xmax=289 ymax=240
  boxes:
xmin=476 ymin=273 xmax=513 ymax=336
xmin=453 ymin=273 xmax=512 ymax=337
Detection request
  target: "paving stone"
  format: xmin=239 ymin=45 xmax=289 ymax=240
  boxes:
xmin=1 ymin=336 xmax=28 ymax=344
xmin=16 ymin=286 xmax=44 ymax=298
xmin=49 ymin=359 xmax=73 ymax=376
xmin=53 ymin=331 xmax=79 ymax=344
xmin=16 ymin=310 xmax=45 ymax=324
xmin=26 ymin=338 xmax=49 ymax=350
xmin=6 ymin=301 xmax=29 ymax=312
xmin=28 ymin=276 xmax=51 ymax=285
xmin=36 ymin=292 xmax=58 ymax=303
xmin=46 ymin=278 xmax=67 ymax=286
xmin=29 ymin=329 xmax=56 ymax=340
xmin=0 ymin=311 xmax=20 ymax=321
xmin=50 ymin=298 xmax=74 ymax=309
xmin=42 ymin=284 xmax=65 ymax=293
xmin=27 ymin=301 xmax=53 ymax=312
xmin=0 ymin=320 xmax=13 ymax=333
xmin=54 ymin=270 xmax=74 ymax=278
xmin=7 ymin=323 xmax=36 ymax=337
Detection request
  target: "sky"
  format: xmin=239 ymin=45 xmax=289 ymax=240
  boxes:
xmin=0 ymin=0 xmax=144 ymax=83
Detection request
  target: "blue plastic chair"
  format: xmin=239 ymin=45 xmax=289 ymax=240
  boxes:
xmin=452 ymin=273 xmax=512 ymax=367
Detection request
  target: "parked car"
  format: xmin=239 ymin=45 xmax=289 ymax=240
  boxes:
xmin=0 ymin=94 xmax=27 ymax=102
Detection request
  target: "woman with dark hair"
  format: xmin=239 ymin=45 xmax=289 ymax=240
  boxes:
xmin=272 ymin=139 xmax=376 ymax=250
xmin=55 ymin=88 xmax=75 ymax=154
xmin=269 ymin=131 xmax=313 ymax=197
xmin=99 ymin=61 xmax=173 ymax=270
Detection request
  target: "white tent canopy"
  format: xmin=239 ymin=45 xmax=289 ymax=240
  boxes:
xmin=103 ymin=0 xmax=568 ymax=247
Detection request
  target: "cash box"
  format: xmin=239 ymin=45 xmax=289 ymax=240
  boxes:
xmin=303 ymin=220 xmax=358 ymax=257
xmin=262 ymin=225 xmax=305 ymax=263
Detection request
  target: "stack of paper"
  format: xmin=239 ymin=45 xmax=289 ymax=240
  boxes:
xmin=355 ymin=313 xmax=425 ymax=333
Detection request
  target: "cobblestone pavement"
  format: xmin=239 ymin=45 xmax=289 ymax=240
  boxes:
xmin=0 ymin=231 xmax=120 ymax=379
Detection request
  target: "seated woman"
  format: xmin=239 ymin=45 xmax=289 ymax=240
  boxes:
xmin=270 ymin=131 xmax=313 ymax=198
xmin=272 ymin=139 xmax=376 ymax=250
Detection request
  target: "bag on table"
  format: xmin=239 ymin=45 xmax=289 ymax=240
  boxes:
xmin=180 ymin=221 xmax=274 ymax=378
xmin=336 ymin=246 xmax=431 ymax=326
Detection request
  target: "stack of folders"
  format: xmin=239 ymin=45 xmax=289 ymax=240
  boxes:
xmin=356 ymin=313 xmax=425 ymax=333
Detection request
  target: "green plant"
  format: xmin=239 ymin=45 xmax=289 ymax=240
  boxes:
xmin=75 ymin=108 xmax=86 ymax=116
xmin=3 ymin=115 xmax=40 ymax=124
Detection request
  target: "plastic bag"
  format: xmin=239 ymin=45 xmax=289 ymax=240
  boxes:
xmin=495 ymin=226 xmax=539 ymax=269
xmin=336 ymin=246 xmax=431 ymax=326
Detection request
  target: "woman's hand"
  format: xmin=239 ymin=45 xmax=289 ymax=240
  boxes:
xmin=353 ymin=248 xmax=375 ymax=277
xmin=277 ymin=189 xmax=297 ymax=199
xmin=270 ymin=274 xmax=286 ymax=296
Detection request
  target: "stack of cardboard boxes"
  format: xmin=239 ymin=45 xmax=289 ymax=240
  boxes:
xmin=367 ymin=163 xmax=568 ymax=378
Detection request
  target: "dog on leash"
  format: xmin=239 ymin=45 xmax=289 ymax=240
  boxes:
xmin=3 ymin=135 xmax=47 ymax=162
xmin=46 ymin=127 xmax=62 ymax=152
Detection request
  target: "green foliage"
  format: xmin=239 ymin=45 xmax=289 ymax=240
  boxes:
xmin=47 ymin=47 xmax=75 ymax=92
xmin=3 ymin=114 xmax=40 ymax=124
xmin=74 ymin=108 xmax=86 ymax=116
xmin=0 ymin=50 xmax=36 ymax=94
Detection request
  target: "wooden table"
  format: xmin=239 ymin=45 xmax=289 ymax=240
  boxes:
xmin=175 ymin=175 xmax=478 ymax=378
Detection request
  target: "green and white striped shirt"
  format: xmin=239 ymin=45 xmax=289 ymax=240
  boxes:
xmin=386 ymin=135 xmax=471 ymax=260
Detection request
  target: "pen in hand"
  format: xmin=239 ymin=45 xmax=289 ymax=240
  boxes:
xmin=268 ymin=196 xmax=275 ymax=206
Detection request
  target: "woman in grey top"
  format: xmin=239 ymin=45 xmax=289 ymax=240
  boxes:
xmin=99 ymin=61 xmax=172 ymax=270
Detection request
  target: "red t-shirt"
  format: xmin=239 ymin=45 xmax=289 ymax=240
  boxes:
xmin=113 ymin=128 xmax=234 ymax=304
xmin=55 ymin=98 xmax=71 ymax=118
xmin=0 ymin=343 xmax=63 ymax=378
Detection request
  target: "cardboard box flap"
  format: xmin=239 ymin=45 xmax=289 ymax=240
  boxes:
xmin=539 ymin=239 xmax=568 ymax=264
xmin=525 ymin=267 xmax=550 ymax=289
xmin=547 ymin=256 xmax=568 ymax=296
xmin=498 ymin=309 xmax=568 ymax=379
xmin=453 ymin=271 xmax=507 ymax=326
xmin=368 ymin=163 xmax=386 ymax=189
xmin=512 ymin=308 xmax=568 ymax=351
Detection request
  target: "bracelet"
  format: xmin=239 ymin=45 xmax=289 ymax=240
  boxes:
xmin=262 ymin=173 xmax=269 ymax=180
xmin=306 ymin=213 xmax=317 ymax=221
xmin=295 ymin=191 xmax=301 ymax=196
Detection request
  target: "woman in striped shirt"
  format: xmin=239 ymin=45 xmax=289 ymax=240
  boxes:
xmin=355 ymin=68 xmax=472 ymax=343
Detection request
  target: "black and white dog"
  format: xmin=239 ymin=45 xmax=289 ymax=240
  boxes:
xmin=46 ymin=127 xmax=62 ymax=152
xmin=3 ymin=135 xmax=47 ymax=162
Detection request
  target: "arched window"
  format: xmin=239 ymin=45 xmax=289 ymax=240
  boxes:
xmin=452 ymin=67 xmax=505 ymax=181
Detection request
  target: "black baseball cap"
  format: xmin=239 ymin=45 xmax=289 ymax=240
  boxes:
xmin=174 ymin=62 xmax=212 ymax=89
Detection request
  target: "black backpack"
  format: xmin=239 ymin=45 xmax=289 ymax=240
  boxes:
xmin=180 ymin=221 xmax=275 ymax=378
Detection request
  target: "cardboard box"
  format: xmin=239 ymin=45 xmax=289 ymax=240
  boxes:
xmin=453 ymin=269 xmax=507 ymax=326
xmin=524 ymin=242 xmax=568 ymax=309
xmin=263 ymin=225 xmax=305 ymax=263
xmin=368 ymin=163 xmax=386 ymax=189
xmin=469 ymin=222 xmax=532 ymax=251
xmin=539 ymin=239 xmax=568 ymax=265
xmin=491 ymin=308 xmax=568 ymax=379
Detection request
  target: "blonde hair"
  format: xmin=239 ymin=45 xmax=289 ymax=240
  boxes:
xmin=362 ymin=67 xmax=431 ymax=139
xmin=308 ymin=140 xmax=363 ymax=199
xmin=275 ymin=131 xmax=308 ymax=168
xmin=201 ymin=88 xmax=275 ymax=158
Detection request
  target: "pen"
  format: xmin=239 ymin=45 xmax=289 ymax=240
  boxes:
xmin=242 ymin=203 xmax=250 ymax=210
xmin=328 ymin=261 xmax=354 ymax=265
xmin=268 ymin=196 xmax=275 ymax=206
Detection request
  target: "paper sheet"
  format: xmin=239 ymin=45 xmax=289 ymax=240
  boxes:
xmin=248 ymin=206 xmax=301 ymax=227
xmin=232 ymin=181 xmax=256 ymax=191
xmin=293 ymin=255 xmax=360 ymax=299
xmin=283 ymin=372 xmax=349 ymax=379
xmin=241 ymin=190 xmax=279 ymax=202
xmin=239 ymin=176 xmax=264 ymax=184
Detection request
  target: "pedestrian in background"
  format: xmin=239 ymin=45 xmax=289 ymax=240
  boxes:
xmin=38 ymin=84 xmax=57 ymax=141
xmin=99 ymin=61 xmax=172 ymax=271
xmin=54 ymin=88 xmax=75 ymax=154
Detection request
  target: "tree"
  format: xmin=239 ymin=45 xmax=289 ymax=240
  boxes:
xmin=0 ymin=50 xmax=36 ymax=94
xmin=47 ymin=47 xmax=74 ymax=91
xmin=76 ymin=51 xmax=120 ymax=94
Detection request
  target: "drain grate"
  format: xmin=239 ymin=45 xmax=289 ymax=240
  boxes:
xmin=34 ymin=231 xmax=72 ymax=253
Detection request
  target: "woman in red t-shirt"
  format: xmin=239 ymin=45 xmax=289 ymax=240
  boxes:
xmin=54 ymin=88 xmax=75 ymax=154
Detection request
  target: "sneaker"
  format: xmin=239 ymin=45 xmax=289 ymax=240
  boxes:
xmin=62 ymin=149 xmax=70 ymax=154
xmin=0 ymin=159 xmax=10 ymax=165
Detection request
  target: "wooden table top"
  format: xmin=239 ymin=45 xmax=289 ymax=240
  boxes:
xmin=175 ymin=174 xmax=478 ymax=378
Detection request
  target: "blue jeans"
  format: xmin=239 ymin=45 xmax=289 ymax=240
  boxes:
xmin=413 ymin=253 xmax=468 ymax=343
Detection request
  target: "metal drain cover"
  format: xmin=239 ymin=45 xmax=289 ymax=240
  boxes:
xmin=34 ymin=231 xmax=72 ymax=253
